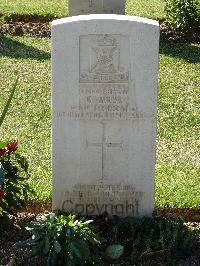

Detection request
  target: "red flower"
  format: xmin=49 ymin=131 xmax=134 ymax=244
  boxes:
xmin=0 ymin=188 xmax=5 ymax=200
xmin=0 ymin=148 xmax=6 ymax=157
xmin=6 ymin=140 xmax=18 ymax=153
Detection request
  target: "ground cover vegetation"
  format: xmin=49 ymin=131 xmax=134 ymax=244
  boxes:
xmin=0 ymin=36 xmax=199 ymax=208
xmin=1 ymin=212 xmax=199 ymax=265
xmin=17 ymin=213 xmax=102 ymax=265
xmin=0 ymin=0 xmax=164 ymax=20
xmin=2 ymin=212 xmax=198 ymax=265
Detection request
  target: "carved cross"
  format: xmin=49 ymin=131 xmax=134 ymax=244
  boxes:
xmin=86 ymin=122 xmax=123 ymax=180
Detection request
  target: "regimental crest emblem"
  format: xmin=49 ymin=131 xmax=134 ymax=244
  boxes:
xmin=80 ymin=34 xmax=129 ymax=83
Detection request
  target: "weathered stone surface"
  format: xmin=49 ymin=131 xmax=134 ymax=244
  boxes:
xmin=52 ymin=15 xmax=160 ymax=217
xmin=68 ymin=0 xmax=125 ymax=16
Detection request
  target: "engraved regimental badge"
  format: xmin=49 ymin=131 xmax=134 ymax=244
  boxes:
xmin=80 ymin=34 xmax=129 ymax=83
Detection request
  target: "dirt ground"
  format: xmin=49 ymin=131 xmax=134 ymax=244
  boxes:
xmin=0 ymin=210 xmax=200 ymax=266
xmin=0 ymin=15 xmax=199 ymax=43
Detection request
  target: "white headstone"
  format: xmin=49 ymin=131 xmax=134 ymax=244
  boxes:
xmin=68 ymin=0 xmax=125 ymax=16
xmin=52 ymin=15 xmax=160 ymax=217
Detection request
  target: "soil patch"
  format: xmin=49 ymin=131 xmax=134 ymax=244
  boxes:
xmin=0 ymin=14 xmax=57 ymax=23
xmin=0 ymin=22 xmax=51 ymax=38
xmin=0 ymin=212 xmax=200 ymax=266
xmin=0 ymin=17 xmax=199 ymax=43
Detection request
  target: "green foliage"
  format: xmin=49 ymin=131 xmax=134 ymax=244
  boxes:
xmin=108 ymin=216 xmax=198 ymax=264
xmin=17 ymin=213 xmax=101 ymax=265
xmin=105 ymin=244 xmax=124 ymax=260
xmin=0 ymin=141 xmax=33 ymax=222
xmin=164 ymin=0 xmax=200 ymax=31
xmin=0 ymin=14 xmax=12 ymax=23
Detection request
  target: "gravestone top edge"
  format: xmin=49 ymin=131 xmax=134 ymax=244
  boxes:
xmin=51 ymin=14 xmax=159 ymax=27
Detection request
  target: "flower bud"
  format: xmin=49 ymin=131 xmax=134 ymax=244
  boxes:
xmin=0 ymin=188 xmax=5 ymax=200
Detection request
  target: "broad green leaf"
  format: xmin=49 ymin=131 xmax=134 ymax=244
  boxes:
xmin=66 ymin=258 xmax=76 ymax=266
xmin=47 ymin=247 xmax=57 ymax=266
xmin=69 ymin=241 xmax=80 ymax=259
xmin=29 ymin=245 xmax=42 ymax=257
xmin=69 ymin=239 xmax=90 ymax=261
xmin=0 ymin=141 xmax=8 ymax=149
xmin=54 ymin=240 xmax=61 ymax=254
xmin=43 ymin=237 xmax=50 ymax=254
xmin=105 ymin=244 xmax=124 ymax=260
xmin=0 ymin=76 xmax=19 ymax=127
xmin=15 ymin=238 xmax=35 ymax=248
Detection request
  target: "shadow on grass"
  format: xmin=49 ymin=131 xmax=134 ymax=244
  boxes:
xmin=0 ymin=36 xmax=50 ymax=60
xmin=160 ymin=43 xmax=200 ymax=63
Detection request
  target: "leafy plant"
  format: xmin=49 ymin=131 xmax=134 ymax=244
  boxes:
xmin=17 ymin=213 xmax=101 ymax=266
xmin=107 ymin=216 xmax=198 ymax=264
xmin=164 ymin=0 xmax=199 ymax=31
xmin=0 ymin=140 xmax=33 ymax=219
xmin=0 ymin=76 xmax=34 ymax=228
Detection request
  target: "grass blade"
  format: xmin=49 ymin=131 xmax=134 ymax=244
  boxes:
xmin=0 ymin=76 xmax=19 ymax=127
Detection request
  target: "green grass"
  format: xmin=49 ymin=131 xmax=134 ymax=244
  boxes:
xmin=0 ymin=0 xmax=164 ymax=20
xmin=0 ymin=36 xmax=51 ymax=201
xmin=126 ymin=0 xmax=164 ymax=20
xmin=0 ymin=35 xmax=199 ymax=208
xmin=156 ymin=44 xmax=200 ymax=208
xmin=0 ymin=0 xmax=67 ymax=18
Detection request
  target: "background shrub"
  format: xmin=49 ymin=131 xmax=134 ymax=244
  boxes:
xmin=107 ymin=216 xmax=198 ymax=264
xmin=0 ymin=141 xmax=33 ymax=218
xmin=164 ymin=0 xmax=200 ymax=31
